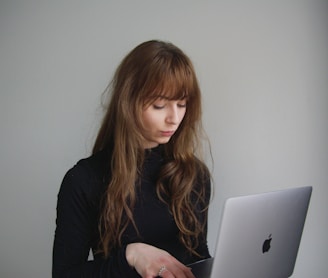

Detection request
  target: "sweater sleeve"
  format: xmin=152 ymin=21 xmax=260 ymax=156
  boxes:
xmin=193 ymin=167 xmax=212 ymax=259
xmin=52 ymin=163 xmax=140 ymax=278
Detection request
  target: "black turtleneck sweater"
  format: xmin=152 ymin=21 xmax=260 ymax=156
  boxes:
xmin=52 ymin=145 xmax=211 ymax=277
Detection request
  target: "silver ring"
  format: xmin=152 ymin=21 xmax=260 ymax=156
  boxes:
xmin=158 ymin=265 xmax=167 ymax=277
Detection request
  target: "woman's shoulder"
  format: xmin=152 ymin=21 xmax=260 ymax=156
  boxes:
xmin=194 ymin=158 xmax=211 ymax=180
xmin=75 ymin=149 xmax=110 ymax=177
xmin=59 ymin=149 xmax=111 ymax=200
xmin=193 ymin=158 xmax=212 ymax=198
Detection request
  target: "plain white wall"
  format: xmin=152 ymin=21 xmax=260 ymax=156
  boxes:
xmin=0 ymin=1 xmax=327 ymax=277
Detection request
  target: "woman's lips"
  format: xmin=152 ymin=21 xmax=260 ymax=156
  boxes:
xmin=160 ymin=131 xmax=175 ymax=137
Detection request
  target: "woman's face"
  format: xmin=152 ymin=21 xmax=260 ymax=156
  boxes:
xmin=140 ymin=97 xmax=187 ymax=148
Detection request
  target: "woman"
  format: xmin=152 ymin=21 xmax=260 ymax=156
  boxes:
xmin=53 ymin=40 xmax=211 ymax=278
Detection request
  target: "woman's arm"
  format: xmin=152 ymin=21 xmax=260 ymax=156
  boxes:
xmin=52 ymin=164 xmax=138 ymax=278
xmin=193 ymin=166 xmax=212 ymax=259
xmin=126 ymin=243 xmax=195 ymax=278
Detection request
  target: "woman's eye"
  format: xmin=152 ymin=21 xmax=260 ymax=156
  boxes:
xmin=177 ymin=102 xmax=187 ymax=108
xmin=153 ymin=104 xmax=165 ymax=109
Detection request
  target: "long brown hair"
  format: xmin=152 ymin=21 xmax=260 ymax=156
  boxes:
xmin=93 ymin=40 xmax=210 ymax=257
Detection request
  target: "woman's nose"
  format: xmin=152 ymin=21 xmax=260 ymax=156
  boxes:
xmin=166 ymin=106 xmax=180 ymax=124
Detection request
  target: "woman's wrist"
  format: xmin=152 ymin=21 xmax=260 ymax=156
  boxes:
xmin=126 ymin=243 xmax=139 ymax=268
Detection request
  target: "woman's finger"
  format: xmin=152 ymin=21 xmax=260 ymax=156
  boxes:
xmin=161 ymin=264 xmax=195 ymax=278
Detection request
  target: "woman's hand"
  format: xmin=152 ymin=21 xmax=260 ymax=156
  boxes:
xmin=126 ymin=243 xmax=195 ymax=278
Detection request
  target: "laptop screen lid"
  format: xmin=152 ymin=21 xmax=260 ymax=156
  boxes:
xmin=191 ymin=186 xmax=312 ymax=278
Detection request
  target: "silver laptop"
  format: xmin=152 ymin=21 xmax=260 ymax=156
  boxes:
xmin=190 ymin=186 xmax=312 ymax=278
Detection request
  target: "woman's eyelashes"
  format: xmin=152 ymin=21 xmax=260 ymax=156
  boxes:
xmin=153 ymin=103 xmax=165 ymax=109
xmin=152 ymin=101 xmax=187 ymax=110
xmin=177 ymin=102 xmax=187 ymax=108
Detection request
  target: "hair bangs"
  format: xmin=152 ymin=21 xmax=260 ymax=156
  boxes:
xmin=141 ymin=55 xmax=196 ymax=106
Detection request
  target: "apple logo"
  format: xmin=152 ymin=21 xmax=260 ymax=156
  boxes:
xmin=262 ymin=234 xmax=272 ymax=253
